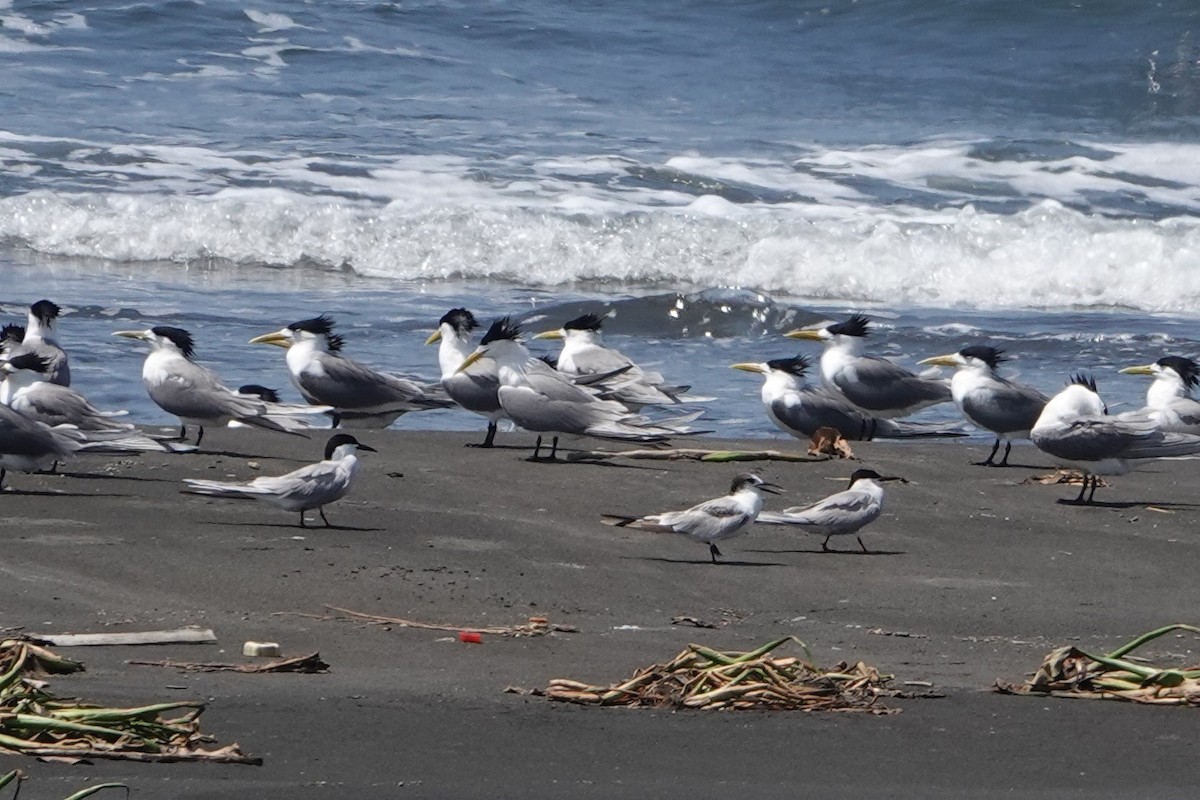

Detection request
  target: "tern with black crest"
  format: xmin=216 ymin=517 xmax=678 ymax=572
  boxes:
xmin=251 ymin=315 xmax=450 ymax=428
xmin=426 ymin=308 xmax=505 ymax=447
xmin=757 ymin=468 xmax=899 ymax=553
xmin=114 ymin=326 xmax=327 ymax=446
xmin=1119 ymin=356 xmax=1200 ymax=435
xmin=183 ymin=433 xmax=376 ymax=527
xmin=731 ymin=355 xmax=966 ymax=441
xmin=456 ymin=318 xmax=703 ymax=459
xmin=1030 ymin=374 xmax=1200 ymax=504
xmin=918 ymin=345 xmax=1048 ymax=466
xmin=10 ymin=300 xmax=70 ymax=386
xmin=601 ymin=473 xmax=781 ymax=563
xmin=785 ymin=314 xmax=950 ymax=418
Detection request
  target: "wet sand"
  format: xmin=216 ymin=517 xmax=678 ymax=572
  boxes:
xmin=4 ymin=427 xmax=1199 ymax=798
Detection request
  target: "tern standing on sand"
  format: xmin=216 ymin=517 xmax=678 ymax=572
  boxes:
xmin=251 ymin=315 xmax=450 ymax=428
xmin=918 ymin=345 xmax=1048 ymax=466
xmin=1030 ymin=374 xmax=1200 ymax=504
xmin=183 ymin=433 xmax=376 ymax=527
xmin=601 ymin=473 xmax=781 ymax=563
xmin=756 ymin=468 xmax=898 ymax=553
xmin=426 ymin=308 xmax=505 ymax=447
xmin=10 ymin=300 xmax=70 ymax=386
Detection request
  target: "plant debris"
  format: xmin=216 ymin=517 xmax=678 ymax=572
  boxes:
xmin=543 ymin=636 xmax=901 ymax=713
xmin=128 ymin=652 xmax=329 ymax=674
xmin=808 ymin=427 xmax=854 ymax=459
xmin=996 ymin=623 xmax=1200 ymax=705
xmin=565 ymin=448 xmax=829 ymax=463
xmin=325 ymin=607 xmax=578 ymax=637
xmin=1021 ymin=470 xmax=1108 ymax=488
xmin=0 ymin=639 xmax=260 ymax=765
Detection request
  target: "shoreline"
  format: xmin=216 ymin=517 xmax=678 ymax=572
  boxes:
xmin=5 ymin=428 xmax=1199 ymax=797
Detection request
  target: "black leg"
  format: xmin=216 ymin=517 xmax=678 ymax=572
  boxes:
xmin=857 ymin=535 xmax=869 ymax=554
xmin=975 ymin=439 xmax=1001 ymax=466
xmin=330 ymin=412 xmax=342 ymax=429
xmin=468 ymin=422 xmax=497 ymax=448
xmin=319 ymin=507 xmax=331 ymax=527
xmin=1086 ymin=474 xmax=1099 ymax=504
xmin=549 ymin=436 xmax=560 ymax=459
xmin=999 ymin=441 xmax=1013 ymax=467
xmin=532 ymin=435 xmax=543 ymax=459
xmin=179 ymin=423 xmax=188 ymax=441
xmin=709 ymin=543 xmax=721 ymax=563
xmin=0 ymin=467 xmax=6 ymax=490
xmin=196 ymin=425 xmax=205 ymax=447
xmin=299 ymin=512 xmax=307 ymax=528
xmin=1073 ymin=476 xmax=1089 ymax=504
xmin=822 ymin=535 xmax=832 ymax=552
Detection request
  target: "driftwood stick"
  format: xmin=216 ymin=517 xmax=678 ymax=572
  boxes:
xmin=325 ymin=607 xmax=576 ymax=636
xmin=565 ymin=448 xmax=829 ymax=463
xmin=128 ymin=652 xmax=329 ymax=674
xmin=32 ymin=629 xmax=217 ymax=647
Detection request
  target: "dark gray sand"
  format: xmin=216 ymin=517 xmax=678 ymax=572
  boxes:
xmin=4 ymin=428 xmax=1199 ymax=798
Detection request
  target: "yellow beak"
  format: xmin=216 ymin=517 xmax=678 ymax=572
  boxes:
xmin=783 ymin=329 xmax=823 ymax=341
xmin=532 ymin=330 xmax=564 ymax=341
xmin=248 ymin=330 xmax=292 ymax=348
xmin=424 ymin=330 xmax=443 ymax=346
xmin=1118 ymin=364 xmax=1154 ymax=376
xmin=917 ymin=354 xmax=959 ymax=367
xmin=112 ymin=330 xmax=150 ymax=341
xmin=455 ymin=349 xmax=487 ymax=374
xmin=730 ymin=362 xmax=768 ymax=374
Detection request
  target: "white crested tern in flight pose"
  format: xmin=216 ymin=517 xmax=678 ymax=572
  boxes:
xmin=426 ymin=308 xmax=505 ymax=447
xmin=114 ymin=326 xmax=327 ymax=446
xmin=9 ymin=300 xmax=70 ymax=386
xmin=757 ymin=468 xmax=899 ymax=553
xmin=1030 ymin=374 xmax=1200 ymax=504
xmin=532 ymin=313 xmax=697 ymax=408
xmin=250 ymin=315 xmax=450 ymax=428
xmin=457 ymin=318 xmax=704 ymax=459
xmin=601 ymin=473 xmax=781 ymax=563
xmin=785 ymin=314 xmax=950 ymax=418
xmin=731 ymin=354 xmax=966 ymax=442
xmin=1119 ymin=356 xmax=1200 ymax=435
xmin=183 ymin=433 xmax=375 ymax=527
xmin=918 ymin=345 xmax=1049 ymax=466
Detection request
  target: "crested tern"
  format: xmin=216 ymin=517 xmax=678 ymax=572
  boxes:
xmin=918 ymin=345 xmax=1049 ymax=466
xmin=532 ymin=313 xmax=696 ymax=408
xmin=250 ymin=315 xmax=451 ymax=428
xmin=785 ymin=314 xmax=951 ymax=418
xmin=113 ymin=326 xmax=327 ymax=446
xmin=1030 ymin=374 xmax=1200 ymax=504
xmin=10 ymin=300 xmax=70 ymax=386
xmin=183 ymin=433 xmax=376 ymax=527
xmin=756 ymin=468 xmax=898 ymax=553
xmin=426 ymin=308 xmax=505 ymax=447
xmin=0 ymin=324 xmax=25 ymax=360
xmin=601 ymin=473 xmax=781 ymax=562
xmin=731 ymin=355 xmax=967 ymax=441
xmin=1 ymin=353 xmax=136 ymax=432
xmin=457 ymin=318 xmax=703 ymax=459
xmin=1119 ymin=356 xmax=1200 ymax=435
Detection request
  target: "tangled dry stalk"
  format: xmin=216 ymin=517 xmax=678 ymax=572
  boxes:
xmin=0 ymin=639 xmax=260 ymax=764
xmin=545 ymin=636 xmax=901 ymax=713
xmin=996 ymin=623 xmax=1200 ymax=705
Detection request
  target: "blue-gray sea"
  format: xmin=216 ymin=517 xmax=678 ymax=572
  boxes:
xmin=3 ymin=0 xmax=1200 ymax=438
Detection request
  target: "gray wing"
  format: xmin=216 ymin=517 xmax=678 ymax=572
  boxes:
xmin=656 ymin=496 xmax=753 ymax=541
xmin=442 ymin=370 xmax=502 ymax=416
xmin=758 ymin=489 xmax=879 ymax=533
xmin=298 ymin=353 xmax=444 ymax=412
xmin=833 ymin=357 xmax=951 ymax=412
xmin=13 ymin=341 xmax=70 ymax=386
xmin=13 ymin=384 xmax=131 ymax=431
xmin=769 ymin=387 xmax=878 ymax=440
xmin=567 ymin=346 xmax=639 ymax=378
xmin=1033 ymin=415 xmax=1200 ymax=461
xmin=0 ymin=405 xmax=75 ymax=459
xmin=148 ymin=360 xmax=260 ymax=420
xmin=959 ymin=378 xmax=1047 ymax=435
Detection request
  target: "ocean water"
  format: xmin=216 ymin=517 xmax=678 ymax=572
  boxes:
xmin=2 ymin=0 xmax=1200 ymax=440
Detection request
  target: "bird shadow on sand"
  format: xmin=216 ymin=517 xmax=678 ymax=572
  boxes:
xmin=0 ymin=488 xmax=127 ymax=498
xmin=624 ymin=555 xmax=788 ymax=568
xmin=209 ymin=521 xmax=385 ymax=532
xmin=747 ymin=547 xmax=904 ymax=557
xmin=525 ymin=456 xmax=661 ymax=471
xmin=56 ymin=471 xmax=175 ymax=483
xmin=189 ymin=449 xmax=297 ymax=460
xmin=1054 ymin=498 xmax=1200 ymax=510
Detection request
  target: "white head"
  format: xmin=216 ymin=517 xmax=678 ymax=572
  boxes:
xmin=112 ymin=326 xmax=197 ymax=359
